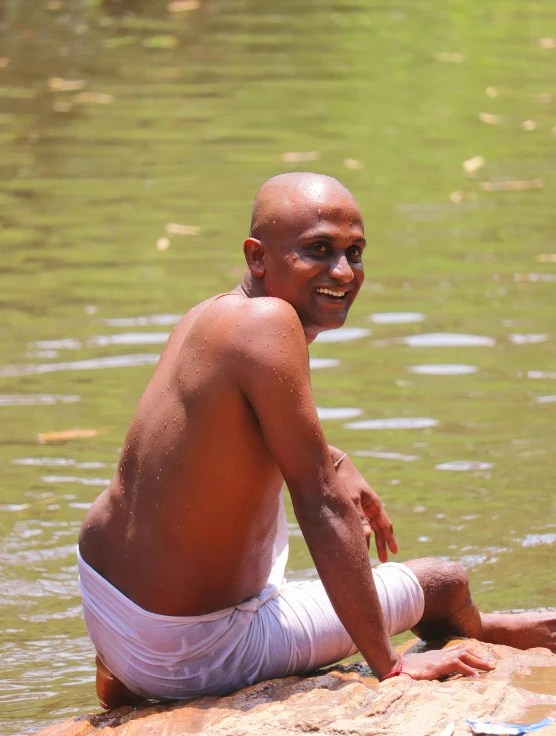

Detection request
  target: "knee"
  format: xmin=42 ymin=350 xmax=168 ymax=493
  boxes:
xmin=407 ymin=557 xmax=470 ymax=610
xmin=435 ymin=561 xmax=469 ymax=601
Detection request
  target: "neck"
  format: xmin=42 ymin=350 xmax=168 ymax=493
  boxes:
xmin=238 ymin=270 xmax=317 ymax=345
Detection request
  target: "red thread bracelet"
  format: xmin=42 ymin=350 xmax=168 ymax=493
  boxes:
xmin=381 ymin=654 xmax=415 ymax=681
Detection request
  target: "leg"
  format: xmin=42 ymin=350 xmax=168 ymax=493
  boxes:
xmin=404 ymin=558 xmax=556 ymax=652
xmin=95 ymin=655 xmax=144 ymax=710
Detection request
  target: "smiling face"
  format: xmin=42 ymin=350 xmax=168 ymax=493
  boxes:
xmin=244 ymin=174 xmax=366 ymax=341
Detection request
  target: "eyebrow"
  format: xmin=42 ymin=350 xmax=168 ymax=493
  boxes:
xmin=302 ymin=232 xmax=367 ymax=246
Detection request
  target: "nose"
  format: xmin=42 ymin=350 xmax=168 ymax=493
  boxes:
xmin=329 ymin=254 xmax=353 ymax=283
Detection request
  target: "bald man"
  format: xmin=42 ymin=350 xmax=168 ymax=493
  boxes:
xmin=79 ymin=173 xmax=555 ymax=708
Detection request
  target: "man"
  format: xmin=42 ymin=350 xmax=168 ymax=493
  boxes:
xmin=78 ymin=172 xmax=555 ymax=709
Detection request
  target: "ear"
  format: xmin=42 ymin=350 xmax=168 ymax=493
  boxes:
xmin=243 ymin=237 xmax=266 ymax=277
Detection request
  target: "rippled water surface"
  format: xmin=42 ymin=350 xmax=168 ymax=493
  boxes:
xmin=1 ymin=1 xmax=556 ymax=733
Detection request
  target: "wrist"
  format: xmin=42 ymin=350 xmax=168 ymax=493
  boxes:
xmin=379 ymin=654 xmax=415 ymax=682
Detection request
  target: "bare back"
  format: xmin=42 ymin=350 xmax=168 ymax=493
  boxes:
xmin=79 ymin=293 xmax=285 ymax=616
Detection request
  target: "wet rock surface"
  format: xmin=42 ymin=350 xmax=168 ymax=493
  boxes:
xmin=34 ymin=640 xmax=556 ymax=736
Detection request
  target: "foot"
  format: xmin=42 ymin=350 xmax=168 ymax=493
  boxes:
xmin=481 ymin=611 xmax=556 ymax=652
xmin=96 ymin=656 xmax=144 ymax=710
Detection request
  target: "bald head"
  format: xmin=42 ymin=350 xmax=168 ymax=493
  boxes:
xmin=249 ymin=172 xmax=360 ymax=241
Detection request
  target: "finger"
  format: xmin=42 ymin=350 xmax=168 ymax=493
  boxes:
xmin=387 ymin=532 xmax=399 ymax=555
xmin=459 ymin=651 xmax=496 ymax=671
xmin=362 ymin=522 xmax=371 ymax=550
xmin=374 ymin=528 xmax=388 ymax=563
xmin=452 ymin=659 xmax=480 ymax=678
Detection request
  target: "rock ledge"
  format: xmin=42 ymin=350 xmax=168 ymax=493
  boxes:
xmin=35 ymin=640 xmax=556 ymax=736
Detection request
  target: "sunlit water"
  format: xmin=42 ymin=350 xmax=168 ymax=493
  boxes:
xmin=1 ymin=1 xmax=556 ymax=733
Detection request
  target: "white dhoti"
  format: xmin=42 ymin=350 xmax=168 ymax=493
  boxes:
xmin=78 ymin=492 xmax=424 ymax=701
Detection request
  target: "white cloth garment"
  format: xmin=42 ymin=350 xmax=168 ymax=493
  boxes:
xmin=78 ymin=491 xmax=424 ymax=701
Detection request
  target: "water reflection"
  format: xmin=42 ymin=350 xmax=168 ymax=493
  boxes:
xmin=104 ymin=314 xmax=181 ymax=327
xmin=408 ymin=364 xmax=478 ymax=375
xmin=520 ymin=533 xmax=556 ymax=547
xmin=313 ymin=327 xmax=371 ymax=343
xmin=0 ymin=354 xmax=160 ymax=377
xmin=345 ymin=417 xmax=439 ymax=430
xmin=369 ymin=312 xmax=425 ymax=324
xmin=309 ymin=358 xmax=340 ymax=370
xmin=316 ymin=407 xmax=362 ymax=420
xmin=435 ymin=460 xmax=493 ymax=471
xmin=508 ymin=334 xmax=548 ymax=345
xmin=353 ymin=450 xmax=419 ymax=461
xmin=0 ymin=394 xmax=80 ymax=406
xmin=41 ymin=476 xmax=110 ymax=487
xmin=399 ymin=333 xmax=496 ymax=347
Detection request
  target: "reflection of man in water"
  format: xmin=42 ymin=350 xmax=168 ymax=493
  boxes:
xmin=78 ymin=172 xmax=555 ymax=708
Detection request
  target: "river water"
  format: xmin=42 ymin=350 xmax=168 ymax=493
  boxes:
xmin=1 ymin=1 xmax=555 ymax=733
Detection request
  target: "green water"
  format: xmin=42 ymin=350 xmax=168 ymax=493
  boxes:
xmin=1 ymin=0 xmax=555 ymax=733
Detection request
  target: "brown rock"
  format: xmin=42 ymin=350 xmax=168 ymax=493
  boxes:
xmin=35 ymin=641 xmax=556 ymax=736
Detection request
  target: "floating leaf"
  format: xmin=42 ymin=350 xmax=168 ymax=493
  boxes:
xmin=280 ymin=151 xmax=320 ymax=163
xmin=534 ymin=92 xmax=552 ymax=103
xmin=48 ymin=77 xmax=86 ymax=92
xmin=486 ymin=86 xmax=497 ymax=97
xmin=344 ymin=158 xmax=363 ymax=169
xmin=37 ymin=428 xmax=108 ymax=444
xmin=521 ymin=119 xmax=537 ymax=131
xmin=479 ymin=112 xmax=501 ymax=124
xmin=481 ymin=179 xmax=544 ymax=192
xmin=168 ymin=0 xmax=199 ymax=11
xmin=46 ymin=0 xmax=63 ymax=9
xmin=143 ymin=35 xmax=179 ymax=49
xmin=0 ymin=58 xmax=9 ymax=69
xmin=103 ymin=36 xmax=138 ymax=49
xmin=73 ymin=92 xmax=113 ymax=104
xmin=156 ymin=236 xmax=170 ymax=250
xmin=463 ymin=155 xmax=485 ymax=175
xmin=435 ymin=52 xmax=464 ymax=63
xmin=165 ymin=223 xmax=200 ymax=236
xmin=537 ymin=254 xmax=556 ymax=262
xmin=538 ymin=38 xmax=556 ymax=48
xmin=53 ymin=101 xmax=73 ymax=113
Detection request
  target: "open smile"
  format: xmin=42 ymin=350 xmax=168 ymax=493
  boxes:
xmin=315 ymin=287 xmax=348 ymax=300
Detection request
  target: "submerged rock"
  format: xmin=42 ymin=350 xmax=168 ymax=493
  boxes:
xmin=35 ymin=640 xmax=556 ymax=736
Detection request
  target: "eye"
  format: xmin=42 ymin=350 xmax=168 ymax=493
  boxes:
xmin=347 ymin=245 xmax=363 ymax=263
xmin=307 ymin=242 xmax=329 ymax=256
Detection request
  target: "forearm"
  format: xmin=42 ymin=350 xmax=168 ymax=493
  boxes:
xmin=293 ymin=491 xmax=398 ymax=678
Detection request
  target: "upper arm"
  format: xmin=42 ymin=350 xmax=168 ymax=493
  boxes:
xmin=230 ymin=299 xmax=335 ymax=508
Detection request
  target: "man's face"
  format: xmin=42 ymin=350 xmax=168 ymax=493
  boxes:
xmin=261 ymin=186 xmax=365 ymax=339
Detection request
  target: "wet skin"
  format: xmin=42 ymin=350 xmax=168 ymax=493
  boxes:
xmin=79 ymin=174 xmax=555 ymax=705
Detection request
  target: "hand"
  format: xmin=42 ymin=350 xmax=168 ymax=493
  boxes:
xmin=335 ymin=455 xmax=398 ymax=562
xmin=400 ymin=646 xmax=496 ymax=680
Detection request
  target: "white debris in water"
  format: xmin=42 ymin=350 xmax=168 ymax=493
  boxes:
xmin=536 ymin=395 xmax=556 ymax=403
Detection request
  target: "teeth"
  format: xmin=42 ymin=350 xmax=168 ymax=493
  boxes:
xmin=316 ymin=288 xmax=346 ymax=298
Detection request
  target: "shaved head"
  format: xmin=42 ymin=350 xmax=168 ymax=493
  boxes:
xmin=249 ymin=172 xmax=360 ymax=241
